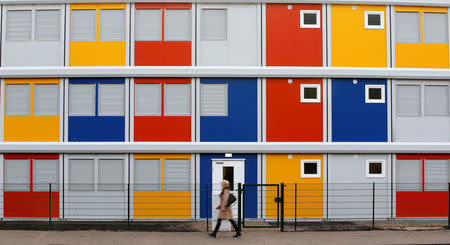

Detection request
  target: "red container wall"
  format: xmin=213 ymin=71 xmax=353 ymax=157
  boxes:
xmin=396 ymin=191 xmax=448 ymax=217
xmin=134 ymin=3 xmax=191 ymax=66
xmin=266 ymin=3 xmax=323 ymax=66
xmin=267 ymin=79 xmax=323 ymax=142
xmin=134 ymin=78 xmax=191 ymax=142
xmin=4 ymin=192 xmax=60 ymax=218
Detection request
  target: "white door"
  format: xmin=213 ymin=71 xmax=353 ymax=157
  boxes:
xmin=212 ymin=159 xmax=245 ymax=231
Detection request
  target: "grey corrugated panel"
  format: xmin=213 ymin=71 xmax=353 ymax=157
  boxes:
xmin=1 ymin=142 xmax=450 ymax=153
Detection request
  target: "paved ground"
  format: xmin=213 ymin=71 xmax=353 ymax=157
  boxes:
xmin=0 ymin=230 xmax=449 ymax=245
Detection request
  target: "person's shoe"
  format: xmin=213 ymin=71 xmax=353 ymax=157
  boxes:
xmin=233 ymin=232 xmax=241 ymax=238
xmin=208 ymin=233 xmax=217 ymax=238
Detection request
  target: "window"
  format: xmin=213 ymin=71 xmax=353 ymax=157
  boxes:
xmin=300 ymin=159 xmax=321 ymax=178
xmin=135 ymin=9 xmax=162 ymax=41
xmin=134 ymin=159 xmax=161 ymax=191
xmin=425 ymin=85 xmax=449 ymax=116
xmin=366 ymin=160 xmax=385 ymax=178
xmin=423 ymin=13 xmax=448 ymax=44
xmin=396 ymin=85 xmax=421 ymax=117
xmin=365 ymin=84 xmax=385 ymax=103
xmin=165 ymin=9 xmax=191 ymax=41
xmin=424 ymin=159 xmax=449 ymax=191
xmin=33 ymin=159 xmax=58 ymax=191
xmin=396 ymin=12 xmax=420 ymax=43
xmin=164 ymin=159 xmax=190 ymax=191
xmin=6 ymin=10 xmax=32 ymax=41
xmin=98 ymin=159 xmax=124 ymax=191
xmin=164 ymin=84 xmax=190 ymax=116
xmin=300 ymin=84 xmax=321 ymax=103
xmin=134 ymin=83 xmax=161 ymax=116
xmin=365 ymin=11 xmax=384 ymax=29
xmin=70 ymin=9 xmax=96 ymax=41
xmin=69 ymin=84 xmax=95 ymax=116
xmin=69 ymin=159 xmax=95 ymax=191
xmin=35 ymin=10 xmax=60 ymax=41
xmin=201 ymin=9 xmax=227 ymax=41
xmin=4 ymin=159 xmax=30 ymax=191
xmin=300 ymin=10 xmax=320 ymax=28
xmin=34 ymin=84 xmax=59 ymax=116
xmin=99 ymin=9 xmax=125 ymax=41
xmin=98 ymin=84 xmax=125 ymax=116
xmin=5 ymin=84 xmax=30 ymax=116
xmin=397 ymin=159 xmax=422 ymax=191
xmin=200 ymin=83 xmax=228 ymax=116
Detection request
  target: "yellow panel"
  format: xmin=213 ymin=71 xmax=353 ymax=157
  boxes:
xmin=396 ymin=43 xmax=449 ymax=68
xmin=5 ymin=116 xmax=59 ymax=142
xmin=134 ymin=191 xmax=191 ymax=219
xmin=69 ymin=41 xmax=126 ymax=66
xmin=5 ymin=79 xmax=60 ymax=84
xmin=134 ymin=154 xmax=191 ymax=159
xmin=395 ymin=6 xmax=447 ymax=13
xmin=331 ymin=5 xmax=387 ymax=67
xmin=266 ymin=154 xmax=323 ymax=219
xmin=70 ymin=3 xmax=126 ymax=10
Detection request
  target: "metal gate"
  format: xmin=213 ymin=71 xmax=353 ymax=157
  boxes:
xmin=238 ymin=183 xmax=283 ymax=230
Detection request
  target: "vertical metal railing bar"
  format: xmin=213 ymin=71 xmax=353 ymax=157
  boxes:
xmin=243 ymin=184 xmax=246 ymax=227
xmin=127 ymin=182 xmax=130 ymax=226
xmin=238 ymin=183 xmax=242 ymax=232
xmin=294 ymin=183 xmax=297 ymax=232
xmin=206 ymin=184 xmax=209 ymax=232
xmin=372 ymin=182 xmax=375 ymax=230
xmin=49 ymin=183 xmax=52 ymax=230
xmin=280 ymin=183 xmax=284 ymax=232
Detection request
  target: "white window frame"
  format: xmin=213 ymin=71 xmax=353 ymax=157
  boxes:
xmin=300 ymin=10 xmax=320 ymax=29
xmin=300 ymin=159 xmax=321 ymax=178
xmin=300 ymin=84 xmax=321 ymax=103
xmin=366 ymin=160 xmax=386 ymax=178
xmin=364 ymin=11 xmax=384 ymax=29
xmin=365 ymin=84 xmax=385 ymax=103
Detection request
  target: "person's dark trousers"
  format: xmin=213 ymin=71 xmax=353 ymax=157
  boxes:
xmin=210 ymin=219 xmax=241 ymax=237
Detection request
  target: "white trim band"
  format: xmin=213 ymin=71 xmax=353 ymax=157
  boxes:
xmin=3 ymin=66 xmax=450 ymax=79
xmin=1 ymin=142 xmax=450 ymax=153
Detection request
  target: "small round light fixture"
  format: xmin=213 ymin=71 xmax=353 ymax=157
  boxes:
xmin=288 ymin=79 xmax=293 ymax=84
xmin=353 ymin=79 xmax=358 ymax=84
xmin=352 ymin=6 xmax=357 ymax=10
xmin=288 ymin=154 xmax=293 ymax=159
xmin=287 ymin=5 xmax=292 ymax=10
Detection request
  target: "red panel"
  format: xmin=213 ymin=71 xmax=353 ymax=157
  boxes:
xmin=266 ymin=3 xmax=323 ymax=66
xmin=266 ymin=78 xmax=323 ymax=142
xmin=135 ymin=116 xmax=191 ymax=141
xmin=4 ymin=154 xmax=59 ymax=159
xmin=397 ymin=154 xmax=450 ymax=160
xmin=136 ymin=3 xmax=191 ymax=9
xmin=4 ymin=191 xmax=60 ymax=218
xmin=396 ymin=191 xmax=448 ymax=217
xmin=135 ymin=41 xmax=191 ymax=66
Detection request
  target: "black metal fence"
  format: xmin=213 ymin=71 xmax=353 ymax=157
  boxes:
xmin=0 ymin=182 xmax=449 ymax=231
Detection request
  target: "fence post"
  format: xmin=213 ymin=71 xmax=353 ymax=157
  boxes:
xmin=206 ymin=184 xmax=209 ymax=232
xmin=49 ymin=183 xmax=52 ymax=230
xmin=372 ymin=182 xmax=375 ymax=230
xmin=280 ymin=183 xmax=285 ymax=232
xmin=127 ymin=182 xmax=130 ymax=226
xmin=238 ymin=183 xmax=242 ymax=232
xmin=294 ymin=183 xmax=297 ymax=232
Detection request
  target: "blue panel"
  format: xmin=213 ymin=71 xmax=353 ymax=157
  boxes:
xmin=200 ymin=78 xmax=258 ymax=142
xmin=332 ymin=79 xmax=388 ymax=142
xmin=200 ymin=154 xmax=258 ymax=218
xmin=68 ymin=78 xmax=125 ymax=142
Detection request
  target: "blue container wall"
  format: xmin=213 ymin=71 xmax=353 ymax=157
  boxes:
xmin=68 ymin=78 xmax=125 ymax=142
xmin=200 ymin=78 xmax=258 ymax=142
xmin=200 ymin=154 xmax=258 ymax=218
xmin=332 ymin=79 xmax=388 ymax=142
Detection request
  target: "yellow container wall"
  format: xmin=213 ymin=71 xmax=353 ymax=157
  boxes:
xmin=395 ymin=6 xmax=449 ymax=68
xmin=266 ymin=154 xmax=323 ymax=219
xmin=331 ymin=5 xmax=387 ymax=67
xmin=69 ymin=3 xmax=126 ymax=66
xmin=133 ymin=154 xmax=192 ymax=219
xmin=4 ymin=79 xmax=60 ymax=142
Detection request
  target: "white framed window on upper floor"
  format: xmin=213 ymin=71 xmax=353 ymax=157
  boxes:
xmin=164 ymin=83 xmax=191 ymax=116
xmin=423 ymin=12 xmax=448 ymax=44
xmin=300 ymin=159 xmax=321 ymax=178
xmin=300 ymin=10 xmax=320 ymax=28
xmin=70 ymin=9 xmax=96 ymax=41
xmin=365 ymin=84 xmax=385 ymax=103
xmin=201 ymin=8 xmax=227 ymax=41
xmin=135 ymin=9 xmax=162 ymax=41
xmin=34 ymin=84 xmax=59 ymax=116
xmin=395 ymin=11 xmax=420 ymax=43
xmin=98 ymin=83 xmax=125 ymax=116
xmin=366 ymin=160 xmax=385 ymax=178
xmin=164 ymin=9 xmax=191 ymax=41
xmin=69 ymin=84 xmax=96 ymax=116
xmin=200 ymin=83 xmax=228 ymax=116
xmin=5 ymin=84 xmax=30 ymax=116
xmin=364 ymin=11 xmax=384 ymax=29
xmin=300 ymin=84 xmax=321 ymax=103
xmin=134 ymin=83 xmax=161 ymax=116
xmin=99 ymin=9 xmax=125 ymax=41
xmin=6 ymin=10 xmax=32 ymax=41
